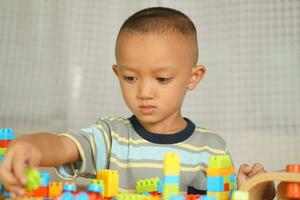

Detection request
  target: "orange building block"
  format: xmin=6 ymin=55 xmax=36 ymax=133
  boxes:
xmin=206 ymin=166 xmax=234 ymax=176
xmin=286 ymin=164 xmax=300 ymax=199
xmin=49 ymin=181 xmax=63 ymax=198
xmin=32 ymin=186 xmax=48 ymax=197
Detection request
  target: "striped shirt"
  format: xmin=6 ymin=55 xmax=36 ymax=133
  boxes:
xmin=55 ymin=115 xmax=230 ymax=194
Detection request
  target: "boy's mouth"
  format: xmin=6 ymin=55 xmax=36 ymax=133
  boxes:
xmin=139 ymin=105 xmax=156 ymax=115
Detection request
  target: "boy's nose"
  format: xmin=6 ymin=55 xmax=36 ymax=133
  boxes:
xmin=137 ymin=81 xmax=154 ymax=100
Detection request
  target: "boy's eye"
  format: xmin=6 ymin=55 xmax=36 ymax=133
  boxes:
xmin=156 ymin=77 xmax=172 ymax=83
xmin=123 ymin=76 xmax=137 ymax=82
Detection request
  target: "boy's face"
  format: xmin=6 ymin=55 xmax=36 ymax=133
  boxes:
xmin=113 ymin=32 xmax=205 ymax=128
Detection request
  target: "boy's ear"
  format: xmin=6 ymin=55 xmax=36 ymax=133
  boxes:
xmin=112 ymin=64 xmax=119 ymax=77
xmin=187 ymin=65 xmax=206 ymax=90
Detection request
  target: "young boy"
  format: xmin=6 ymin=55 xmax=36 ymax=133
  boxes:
xmin=0 ymin=7 xmax=275 ymax=199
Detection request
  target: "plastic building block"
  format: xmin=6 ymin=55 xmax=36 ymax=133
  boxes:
xmin=0 ymin=148 xmax=7 ymax=156
xmin=117 ymin=193 xmax=148 ymax=200
xmin=88 ymin=184 xmax=103 ymax=193
xmin=25 ymin=168 xmax=42 ymax=190
xmin=49 ymin=181 xmax=63 ymax=198
xmin=136 ymin=177 xmax=160 ymax=193
xmin=32 ymin=186 xmax=48 ymax=197
xmin=97 ymin=169 xmax=119 ymax=197
xmin=231 ymin=191 xmax=249 ymax=200
xmin=0 ymin=140 xmax=11 ymax=148
xmin=0 ymin=155 xmax=3 ymax=161
xmin=200 ymin=196 xmax=216 ymax=200
xmin=157 ymin=180 xmax=163 ymax=193
xmin=163 ymin=153 xmax=180 ymax=175
xmin=0 ymin=128 xmax=15 ymax=140
xmin=63 ymin=182 xmax=77 ymax=192
xmin=164 ymin=176 xmax=179 ymax=184
xmin=185 ymin=194 xmax=201 ymax=200
xmin=162 ymin=184 xmax=179 ymax=200
xmin=208 ymin=155 xmax=232 ymax=168
xmin=206 ymin=167 xmax=234 ymax=176
xmin=286 ymin=164 xmax=300 ymax=199
xmin=59 ymin=191 xmax=74 ymax=200
xmin=75 ymin=191 xmax=90 ymax=200
xmin=40 ymin=172 xmax=50 ymax=187
xmin=170 ymin=195 xmax=185 ymax=200
xmin=207 ymin=191 xmax=230 ymax=200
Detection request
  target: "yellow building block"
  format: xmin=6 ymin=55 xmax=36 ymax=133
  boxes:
xmin=163 ymin=153 xmax=180 ymax=175
xmin=207 ymin=191 xmax=230 ymax=200
xmin=231 ymin=191 xmax=249 ymax=200
xmin=97 ymin=169 xmax=119 ymax=197
xmin=206 ymin=166 xmax=235 ymax=176
xmin=49 ymin=181 xmax=63 ymax=198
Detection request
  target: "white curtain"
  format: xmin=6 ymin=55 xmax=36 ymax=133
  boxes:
xmin=0 ymin=0 xmax=299 ymax=178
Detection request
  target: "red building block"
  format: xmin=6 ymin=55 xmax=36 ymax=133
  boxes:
xmin=224 ymin=183 xmax=229 ymax=191
xmin=0 ymin=140 xmax=10 ymax=148
xmin=185 ymin=194 xmax=201 ymax=200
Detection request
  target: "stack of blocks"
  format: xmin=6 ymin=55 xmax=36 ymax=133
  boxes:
xmin=0 ymin=128 xmax=15 ymax=162
xmin=0 ymin=128 xmax=15 ymax=197
xmin=163 ymin=153 xmax=180 ymax=200
xmin=25 ymin=169 xmax=50 ymax=197
xmin=206 ymin=155 xmax=235 ymax=200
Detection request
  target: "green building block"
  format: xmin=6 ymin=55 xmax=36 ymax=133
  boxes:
xmin=208 ymin=155 xmax=232 ymax=168
xmin=117 ymin=193 xmax=147 ymax=200
xmin=25 ymin=168 xmax=42 ymax=190
xmin=136 ymin=177 xmax=159 ymax=193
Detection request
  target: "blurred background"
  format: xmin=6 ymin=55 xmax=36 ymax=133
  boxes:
xmin=0 ymin=0 xmax=299 ymax=182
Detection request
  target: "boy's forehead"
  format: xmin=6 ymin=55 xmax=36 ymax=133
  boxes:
xmin=115 ymin=31 xmax=198 ymax=67
xmin=118 ymin=63 xmax=176 ymax=72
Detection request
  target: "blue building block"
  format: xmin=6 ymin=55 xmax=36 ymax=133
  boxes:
xmin=207 ymin=176 xmax=224 ymax=185
xmin=164 ymin=176 xmax=180 ymax=184
xmin=0 ymin=129 xmax=15 ymax=140
xmin=74 ymin=192 xmax=89 ymax=200
xmin=170 ymin=195 xmax=185 ymax=200
xmin=87 ymin=184 xmax=103 ymax=193
xmin=40 ymin=172 xmax=50 ymax=187
xmin=200 ymin=196 xmax=216 ymax=200
xmin=63 ymin=183 xmax=77 ymax=192
xmin=230 ymin=174 xmax=236 ymax=183
xmin=0 ymin=155 xmax=3 ymax=162
xmin=59 ymin=191 xmax=74 ymax=200
xmin=158 ymin=180 xmax=163 ymax=193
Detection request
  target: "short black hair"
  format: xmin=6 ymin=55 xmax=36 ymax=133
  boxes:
xmin=116 ymin=7 xmax=199 ymax=64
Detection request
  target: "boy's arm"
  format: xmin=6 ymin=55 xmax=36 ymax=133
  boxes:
xmin=0 ymin=133 xmax=79 ymax=196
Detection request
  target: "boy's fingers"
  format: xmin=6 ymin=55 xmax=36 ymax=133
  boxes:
xmin=0 ymin=152 xmax=20 ymax=186
xmin=12 ymin=153 xmax=28 ymax=185
xmin=239 ymin=164 xmax=251 ymax=174
xmin=248 ymin=163 xmax=265 ymax=178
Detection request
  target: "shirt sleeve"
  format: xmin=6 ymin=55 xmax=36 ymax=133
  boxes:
xmin=54 ymin=119 xmax=112 ymax=179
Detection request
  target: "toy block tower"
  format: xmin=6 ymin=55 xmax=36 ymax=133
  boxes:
xmin=206 ymin=154 xmax=235 ymax=200
xmin=163 ymin=152 xmax=180 ymax=200
xmin=0 ymin=128 xmax=15 ymax=161
xmin=97 ymin=169 xmax=119 ymax=197
xmin=0 ymin=128 xmax=15 ymax=197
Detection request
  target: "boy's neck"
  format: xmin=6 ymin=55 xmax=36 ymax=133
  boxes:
xmin=138 ymin=112 xmax=187 ymax=134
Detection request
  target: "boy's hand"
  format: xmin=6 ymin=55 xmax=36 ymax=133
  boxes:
xmin=237 ymin=163 xmax=276 ymax=200
xmin=0 ymin=140 xmax=41 ymax=197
